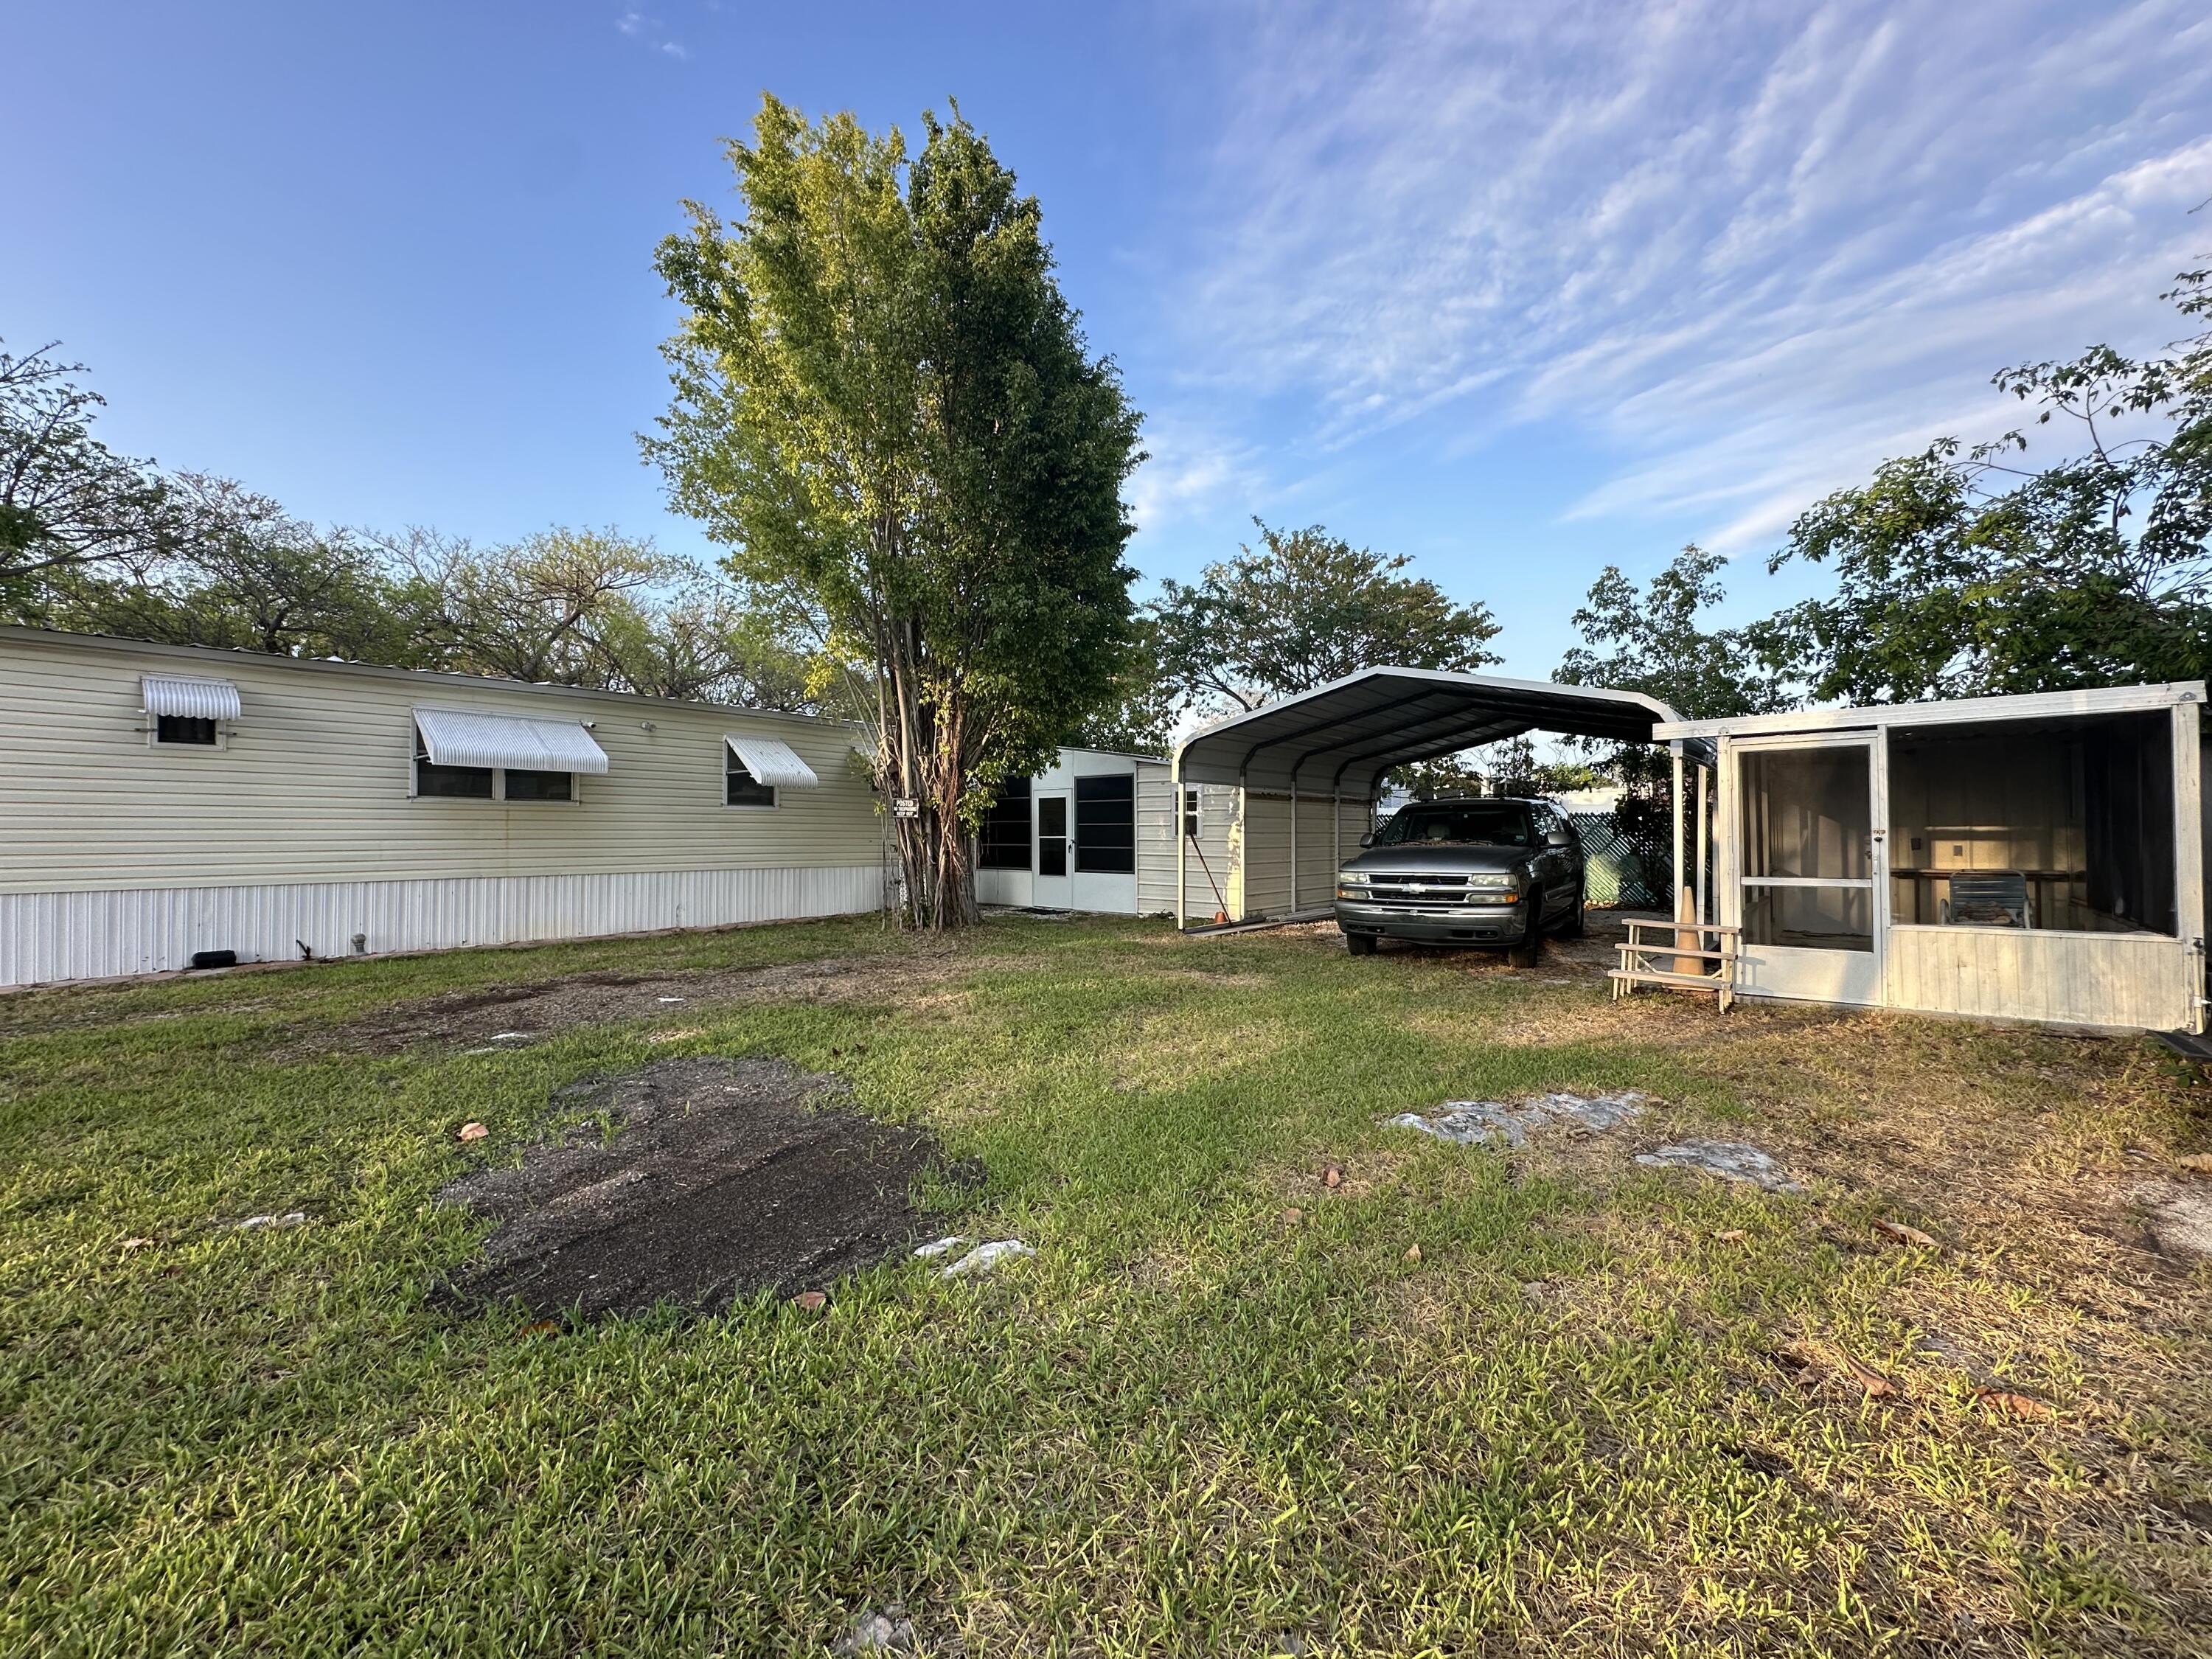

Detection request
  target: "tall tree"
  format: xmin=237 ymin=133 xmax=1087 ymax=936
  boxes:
xmin=1557 ymin=544 xmax=1788 ymax=727
xmin=1151 ymin=519 xmax=1500 ymax=719
xmin=0 ymin=339 xmax=180 ymax=602
xmin=1067 ymin=616 xmax=1177 ymax=757
xmin=647 ymin=95 xmax=1144 ymax=928
xmin=1557 ymin=545 xmax=1791 ymax=891
xmin=1750 ymin=270 xmax=2212 ymax=703
xmin=26 ymin=473 xmax=443 ymax=665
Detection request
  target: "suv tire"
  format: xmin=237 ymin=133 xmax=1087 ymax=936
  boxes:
xmin=1560 ymin=891 xmax=1585 ymax=939
xmin=1506 ymin=904 xmax=1542 ymax=968
xmin=1346 ymin=931 xmax=1378 ymax=956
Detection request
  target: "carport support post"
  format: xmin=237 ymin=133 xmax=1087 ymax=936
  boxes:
xmin=1174 ymin=754 xmax=1187 ymax=931
xmin=1672 ymin=741 xmax=1695 ymax=973
xmin=1290 ymin=776 xmax=1299 ymax=914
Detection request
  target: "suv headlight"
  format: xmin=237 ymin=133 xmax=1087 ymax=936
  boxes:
xmin=1466 ymin=872 xmax=1523 ymax=897
xmin=1336 ymin=870 xmax=1370 ymax=886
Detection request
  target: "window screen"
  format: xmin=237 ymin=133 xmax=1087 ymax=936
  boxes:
xmin=726 ymin=754 xmax=777 ymax=807
xmin=414 ymin=730 xmax=495 ymax=799
xmin=1182 ymin=787 xmax=1200 ymax=839
xmin=156 ymin=714 xmax=218 ymax=746
xmin=1074 ymin=774 xmax=1135 ymax=873
xmin=978 ymin=776 xmax=1032 ymax=869
xmin=504 ymin=768 xmax=573 ymax=802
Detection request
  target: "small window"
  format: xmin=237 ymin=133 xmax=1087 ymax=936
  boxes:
xmin=156 ymin=714 xmax=218 ymax=747
xmin=978 ymin=776 xmax=1033 ymax=869
xmin=726 ymin=753 xmax=777 ymax=808
xmin=414 ymin=726 xmax=494 ymax=799
xmin=1181 ymin=787 xmax=1201 ymax=840
xmin=504 ymin=768 xmax=573 ymax=802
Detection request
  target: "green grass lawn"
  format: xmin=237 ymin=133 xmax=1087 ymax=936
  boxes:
xmin=3 ymin=914 xmax=2209 ymax=1657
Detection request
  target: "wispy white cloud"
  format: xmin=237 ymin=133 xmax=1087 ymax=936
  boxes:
xmin=1161 ymin=0 xmax=2212 ymax=549
xmin=1124 ymin=420 xmax=1270 ymax=538
xmin=613 ymin=4 xmax=686 ymax=60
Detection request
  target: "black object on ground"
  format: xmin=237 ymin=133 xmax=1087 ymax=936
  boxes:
xmin=437 ymin=1056 xmax=975 ymax=1318
xmin=189 ymin=949 xmax=238 ymax=970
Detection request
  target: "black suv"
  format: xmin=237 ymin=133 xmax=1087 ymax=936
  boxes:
xmin=1332 ymin=796 xmax=1585 ymax=965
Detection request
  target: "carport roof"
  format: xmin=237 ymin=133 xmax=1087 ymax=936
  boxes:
xmin=1172 ymin=667 xmax=1680 ymax=796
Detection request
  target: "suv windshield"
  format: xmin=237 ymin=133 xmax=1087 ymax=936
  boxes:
xmin=1377 ymin=801 xmax=1534 ymax=848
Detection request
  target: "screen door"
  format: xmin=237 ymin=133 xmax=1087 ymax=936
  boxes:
xmin=1033 ymin=793 xmax=1071 ymax=908
xmin=1733 ymin=736 xmax=1883 ymax=1004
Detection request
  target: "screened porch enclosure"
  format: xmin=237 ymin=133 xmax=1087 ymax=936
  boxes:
xmin=1660 ymin=683 xmax=2208 ymax=1034
xmin=1885 ymin=712 xmax=2175 ymax=937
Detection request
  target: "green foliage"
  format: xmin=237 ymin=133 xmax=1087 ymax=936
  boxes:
xmin=1392 ymin=737 xmax=1603 ymax=801
xmin=1067 ymin=616 xmax=1177 ymax=756
xmin=0 ymin=338 xmax=181 ymax=601
xmin=1558 ymin=544 xmax=1790 ymax=731
xmin=1152 ymin=519 xmax=1500 ymax=719
xmin=647 ymin=95 xmax=1144 ymax=926
xmin=25 ymin=474 xmax=445 ymax=665
xmin=1558 ymin=546 xmax=1792 ymax=889
xmin=1750 ymin=271 xmax=2212 ymax=703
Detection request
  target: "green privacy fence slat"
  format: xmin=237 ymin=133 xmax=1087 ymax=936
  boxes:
xmin=1570 ymin=811 xmax=1670 ymax=908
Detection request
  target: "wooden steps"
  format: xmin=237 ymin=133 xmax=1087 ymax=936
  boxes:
xmin=1612 ymin=919 xmax=1739 ymax=1012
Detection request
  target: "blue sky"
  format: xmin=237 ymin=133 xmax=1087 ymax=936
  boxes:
xmin=6 ymin=1 xmax=2211 ymax=677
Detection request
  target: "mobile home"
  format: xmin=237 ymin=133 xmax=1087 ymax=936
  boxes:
xmin=0 ymin=627 xmax=887 ymax=987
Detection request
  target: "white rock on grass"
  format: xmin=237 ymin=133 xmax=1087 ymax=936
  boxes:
xmin=229 ymin=1211 xmax=308 ymax=1231
xmin=1387 ymin=1091 xmax=1647 ymax=1150
xmin=911 ymin=1236 xmax=966 ymax=1261
xmin=2133 ymin=1180 xmax=2212 ymax=1260
xmin=833 ymin=1605 xmax=917 ymax=1655
xmin=939 ymin=1239 xmax=1034 ymax=1279
xmin=1634 ymin=1140 xmax=1801 ymax=1193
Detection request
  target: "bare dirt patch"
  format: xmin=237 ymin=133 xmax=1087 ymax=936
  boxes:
xmin=437 ymin=1055 xmax=977 ymax=1318
xmin=296 ymin=950 xmax=988 ymax=1058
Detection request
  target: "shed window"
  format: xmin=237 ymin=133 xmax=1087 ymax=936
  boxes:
xmin=978 ymin=776 xmax=1032 ymax=869
xmin=726 ymin=754 xmax=777 ymax=808
xmin=156 ymin=714 xmax=219 ymax=747
xmin=1074 ymin=774 xmax=1135 ymax=874
xmin=1182 ymin=787 xmax=1201 ymax=839
xmin=1886 ymin=712 xmax=2176 ymax=936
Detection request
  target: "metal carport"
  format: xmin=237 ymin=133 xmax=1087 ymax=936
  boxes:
xmin=1169 ymin=667 xmax=1699 ymax=930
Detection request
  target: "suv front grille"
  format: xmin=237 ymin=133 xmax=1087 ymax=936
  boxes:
xmin=1360 ymin=877 xmax=1491 ymax=905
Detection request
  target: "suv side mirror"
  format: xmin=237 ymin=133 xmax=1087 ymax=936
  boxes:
xmin=1359 ymin=833 xmax=1374 ymax=848
xmin=1545 ymin=826 xmax=1573 ymax=848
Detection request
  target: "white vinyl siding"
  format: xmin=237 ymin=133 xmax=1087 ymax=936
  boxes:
xmin=0 ymin=632 xmax=883 ymax=895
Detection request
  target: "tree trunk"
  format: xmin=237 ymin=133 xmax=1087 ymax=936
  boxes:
xmin=876 ymin=610 xmax=979 ymax=931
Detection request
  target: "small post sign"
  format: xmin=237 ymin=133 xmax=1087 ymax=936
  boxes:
xmin=891 ymin=796 xmax=921 ymax=820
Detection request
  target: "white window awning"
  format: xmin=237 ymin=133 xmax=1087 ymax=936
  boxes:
xmin=142 ymin=675 xmax=241 ymax=721
xmin=414 ymin=706 xmax=610 ymax=774
xmin=724 ymin=732 xmax=819 ymax=789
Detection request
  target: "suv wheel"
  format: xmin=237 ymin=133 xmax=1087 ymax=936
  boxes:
xmin=1346 ymin=932 xmax=1378 ymax=956
xmin=1506 ymin=903 xmax=1542 ymax=968
xmin=1560 ymin=891 xmax=1585 ymax=939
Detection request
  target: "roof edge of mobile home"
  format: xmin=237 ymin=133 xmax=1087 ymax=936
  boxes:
xmin=0 ymin=624 xmax=866 ymax=730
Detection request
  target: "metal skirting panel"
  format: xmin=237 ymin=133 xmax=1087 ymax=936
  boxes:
xmin=0 ymin=866 xmax=884 ymax=987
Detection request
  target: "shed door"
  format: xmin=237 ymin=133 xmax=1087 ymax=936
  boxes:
xmin=1732 ymin=734 xmax=1885 ymax=1006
